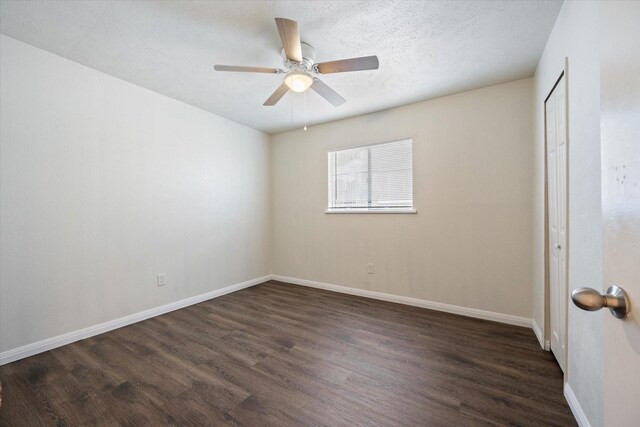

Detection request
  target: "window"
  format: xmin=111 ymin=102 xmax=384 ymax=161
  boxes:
xmin=327 ymin=139 xmax=414 ymax=213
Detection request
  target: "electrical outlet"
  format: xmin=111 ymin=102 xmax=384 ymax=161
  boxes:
xmin=367 ymin=263 xmax=375 ymax=274
xmin=157 ymin=273 xmax=167 ymax=287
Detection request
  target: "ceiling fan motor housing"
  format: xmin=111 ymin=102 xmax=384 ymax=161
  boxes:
xmin=281 ymin=42 xmax=316 ymax=71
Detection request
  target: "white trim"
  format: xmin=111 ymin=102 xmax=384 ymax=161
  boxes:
xmin=325 ymin=208 xmax=417 ymax=214
xmin=564 ymin=383 xmax=591 ymax=427
xmin=532 ymin=318 xmax=551 ymax=350
xmin=0 ymin=274 xmax=537 ymax=366
xmin=0 ymin=275 xmax=271 ymax=366
xmin=271 ymin=275 xmax=532 ymax=328
xmin=532 ymin=318 xmax=544 ymax=348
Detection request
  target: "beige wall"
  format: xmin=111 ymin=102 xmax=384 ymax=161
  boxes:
xmin=0 ymin=36 xmax=271 ymax=354
xmin=271 ymin=78 xmax=534 ymax=318
xmin=532 ymin=1 xmax=603 ymax=425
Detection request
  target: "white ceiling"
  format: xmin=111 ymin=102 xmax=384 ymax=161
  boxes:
xmin=0 ymin=0 xmax=562 ymax=134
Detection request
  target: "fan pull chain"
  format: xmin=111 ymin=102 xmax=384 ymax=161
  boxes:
xmin=303 ymin=91 xmax=307 ymax=131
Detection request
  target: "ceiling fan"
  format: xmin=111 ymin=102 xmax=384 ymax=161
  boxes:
xmin=214 ymin=18 xmax=379 ymax=107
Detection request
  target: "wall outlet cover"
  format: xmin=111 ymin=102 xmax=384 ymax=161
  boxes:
xmin=157 ymin=273 xmax=167 ymax=287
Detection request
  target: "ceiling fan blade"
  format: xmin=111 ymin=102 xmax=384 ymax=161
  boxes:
xmin=275 ymin=18 xmax=302 ymax=63
xmin=214 ymin=65 xmax=282 ymax=74
xmin=264 ymin=83 xmax=289 ymax=106
xmin=311 ymin=78 xmax=346 ymax=107
xmin=315 ymin=55 xmax=379 ymax=74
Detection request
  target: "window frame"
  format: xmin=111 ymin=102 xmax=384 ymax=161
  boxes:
xmin=326 ymin=138 xmax=417 ymax=214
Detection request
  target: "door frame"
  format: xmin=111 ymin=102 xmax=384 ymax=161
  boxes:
xmin=543 ymin=58 xmax=570 ymax=381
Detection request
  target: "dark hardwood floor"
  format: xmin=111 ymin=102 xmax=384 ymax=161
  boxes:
xmin=0 ymin=280 xmax=575 ymax=426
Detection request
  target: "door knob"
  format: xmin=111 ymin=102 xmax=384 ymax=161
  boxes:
xmin=571 ymin=285 xmax=630 ymax=319
xmin=556 ymin=244 xmax=562 ymax=250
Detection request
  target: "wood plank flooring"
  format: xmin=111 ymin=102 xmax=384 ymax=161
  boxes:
xmin=0 ymin=281 xmax=576 ymax=426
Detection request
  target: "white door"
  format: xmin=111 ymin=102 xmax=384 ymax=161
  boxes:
xmin=601 ymin=1 xmax=640 ymax=424
xmin=546 ymin=75 xmax=568 ymax=372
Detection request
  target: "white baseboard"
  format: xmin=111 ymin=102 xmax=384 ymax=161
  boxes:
xmin=532 ymin=318 xmax=551 ymax=350
xmin=0 ymin=275 xmax=271 ymax=366
xmin=1 ymin=274 xmax=534 ymax=365
xmin=271 ymin=275 xmax=532 ymax=328
xmin=564 ymin=383 xmax=591 ymax=427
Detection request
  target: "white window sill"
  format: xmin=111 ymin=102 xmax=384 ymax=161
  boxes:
xmin=325 ymin=208 xmax=417 ymax=214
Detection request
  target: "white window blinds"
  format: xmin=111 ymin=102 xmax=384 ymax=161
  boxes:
xmin=328 ymin=139 xmax=413 ymax=211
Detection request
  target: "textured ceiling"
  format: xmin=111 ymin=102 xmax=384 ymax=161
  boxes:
xmin=0 ymin=0 xmax=562 ymax=134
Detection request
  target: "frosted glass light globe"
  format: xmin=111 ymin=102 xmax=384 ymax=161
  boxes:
xmin=284 ymin=71 xmax=313 ymax=93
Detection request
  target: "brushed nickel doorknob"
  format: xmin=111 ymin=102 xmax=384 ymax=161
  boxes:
xmin=571 ymin=285 xmax=631 ymax=319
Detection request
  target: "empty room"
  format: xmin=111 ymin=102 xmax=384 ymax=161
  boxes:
xmin=0 ymin=0 xmax=638 ymax=425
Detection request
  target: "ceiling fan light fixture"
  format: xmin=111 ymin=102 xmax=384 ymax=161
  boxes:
xmin=284 ymin=71 xmax=313 ymax=93
xmin=214 ymin=18 xmax=376 ymax=107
